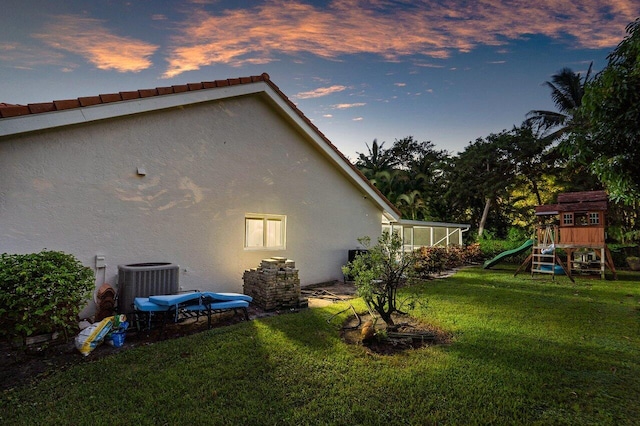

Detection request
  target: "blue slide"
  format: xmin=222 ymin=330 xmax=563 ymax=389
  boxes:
xmin=483 ymin=239 xmax=534 ymax=269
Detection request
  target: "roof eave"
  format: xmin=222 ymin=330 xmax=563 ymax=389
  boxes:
xmin=393 ymin=219 xmax=471 ymax=229
xmin=0 ymin=80 xmax=268 ymax=138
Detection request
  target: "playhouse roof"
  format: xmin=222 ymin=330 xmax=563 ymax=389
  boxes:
xmin=535 ymin=190 xmax=608 ymax=216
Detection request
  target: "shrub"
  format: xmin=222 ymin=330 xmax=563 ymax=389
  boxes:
xmin=506 ymin=226 xmax=529 ymax=243
xmin=609 ymin=244 xmax=640 ymax=267
xmin=414 ymin=244 xmax=482 ymax=278
xmin=477 ymin=237 xmax=524 ymax=260
xmin=464 ymin=243 xmax=483 ymax=263
xmin=0 ymin=250 xmax=94 ymax=342
xmin=342 ymin=232 xmax=417 ymax=328
xmin=414 ymin=247 xmax=449 ymax=276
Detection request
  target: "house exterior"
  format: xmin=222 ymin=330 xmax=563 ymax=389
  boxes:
xmin=0 ymin=73 xmax=468 ymax=314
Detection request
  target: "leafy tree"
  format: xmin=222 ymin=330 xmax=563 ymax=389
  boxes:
xmin=407 ymin=141 xmax=451 ymax=221
xmin=507 ymin=124 xmax=556 ymax=206
xmin=445 ymin=124 xmax=560 ymax=237
xmin=355 ymin=136 xmax=450 ymax=222
xmin=342 ymin=232 xmax=416 ymax=328
xmin=526 ymin=64 xmax=592 ymax=141
xmin=577 ymin=18 xmax=640 ymax=204
xmin=387 ymin=136 xmax=431 ymax=169
xmin=447 ymin=131 xmax=517 ymax=237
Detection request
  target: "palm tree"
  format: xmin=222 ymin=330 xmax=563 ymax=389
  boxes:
xmin=396 ymin=190 xmax=428 ymax=221
xmin=355 ymin=139 xmax=394 ymax=179
xmin=526 ymin=63 xmax=592 ymax=141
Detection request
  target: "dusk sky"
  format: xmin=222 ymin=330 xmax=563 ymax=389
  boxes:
xmin=1 ymin=1 xmax=638 ymax=160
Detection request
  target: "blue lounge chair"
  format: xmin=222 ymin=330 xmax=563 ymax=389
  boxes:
xmin=135 ymin=291 xmax=252 ymax=332
xmin=134 ymin=297 xmax=171 ymax=330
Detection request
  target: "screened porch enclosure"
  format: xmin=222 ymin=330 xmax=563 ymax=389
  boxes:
xmin=383 ymin=219 xmax=470 ymax=252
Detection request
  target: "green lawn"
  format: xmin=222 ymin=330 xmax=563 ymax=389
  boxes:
xmin=2 ymin=266 xmax=639 ymax=425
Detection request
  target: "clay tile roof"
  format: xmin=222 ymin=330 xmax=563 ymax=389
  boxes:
xmin=120 ymin=91 xmax=140 ymax=101
xmin=28 ymin=103 xmax=57 ymax=114
xmin=0 ymin=104 xmax=30 ymax=118
xmin=99 ymin=93 xmax=122 ymax=103
xmin=54 ymin=99 xmax=81 ymax=110
xmin=78 ymin=96 xmax=101 ymax=107
xmin=0 ymin=75 xmax=272 ymax=119
xmin=157 ymin=87 xmax=174 ymax=95
xmin=172 ymin=84 xmax=189 ymax=93
xmin=0 ymin=72 xmax=270 ymax=121
xmin=138 ymin=89 xmax=158 ymax=98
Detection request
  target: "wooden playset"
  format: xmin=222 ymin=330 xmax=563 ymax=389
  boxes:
xmin=516 ymin=190 xmax=616 ymax=280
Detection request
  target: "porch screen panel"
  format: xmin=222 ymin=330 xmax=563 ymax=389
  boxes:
xmin=413 ymin=227 xmax=431 ymax=247
xmin=433 ymin=227 xmax=447 ymax=247
xmin=449 ymin=228 xmax=461 ymax=245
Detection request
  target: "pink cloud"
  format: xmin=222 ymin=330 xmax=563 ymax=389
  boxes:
xmin=333 ymin=103 xmax=367 ymax=109
xmin=34 ymin=15 xmax=159 ymax=72
xmin=159 ymin=0 xmax=639 ymax=77
xmin=295 ymin=85 xmax=347 ymax=99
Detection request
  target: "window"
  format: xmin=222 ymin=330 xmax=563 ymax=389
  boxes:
xmin=575 ymin=213 xmax=588 ymax=226
xmin=245 ymin=214 xmax=286 ymax=249
xmin=589 ymin=212 xmax=600 ymax=225
xmin=562 ymin=213 xmax=574 ymax=226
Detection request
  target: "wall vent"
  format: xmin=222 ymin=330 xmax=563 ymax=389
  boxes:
xmin=117 ymin=263 xmax=179 ymax=314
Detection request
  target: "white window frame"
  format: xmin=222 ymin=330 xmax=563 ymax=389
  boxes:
xmin=244 ymin=214 xmax=286 ymax=250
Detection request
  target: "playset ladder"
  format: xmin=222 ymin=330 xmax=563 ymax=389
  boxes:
xmin=531 ymin=245 xmax=556 ymax=276
xmin=515 ymin=225 xmax=575 ymax=282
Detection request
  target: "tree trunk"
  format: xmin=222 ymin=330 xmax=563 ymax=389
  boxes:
xmin=478 ymin=197 xmax=492 ymax=237
xmin=530 ymin=178 xmax=542 ymax=206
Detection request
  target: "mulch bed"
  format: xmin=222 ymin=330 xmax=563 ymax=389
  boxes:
xmin=0 ymin=305 xmax=278 ymax=392
xmin=1 ymin=278 xmax=456 ymax=391
xmin=340 ymin=312 xmax=453 ymax=355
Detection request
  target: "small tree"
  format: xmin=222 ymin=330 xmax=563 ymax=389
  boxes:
xmin=342 ymin=232 xmax=416 ymax=328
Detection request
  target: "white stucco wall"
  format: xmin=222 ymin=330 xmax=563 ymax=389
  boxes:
xmin=0 ymin=93 xmax=382 ymax=311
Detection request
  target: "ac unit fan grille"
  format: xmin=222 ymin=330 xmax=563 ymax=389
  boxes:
xmin=117 ymin=263 xmax=179 ymax=314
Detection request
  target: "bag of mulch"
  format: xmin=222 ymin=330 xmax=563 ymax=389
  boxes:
xmin=74 ymin=316 xmax=114 ymax=356
xmin=105 ymin=315 xmax=129 ymax=348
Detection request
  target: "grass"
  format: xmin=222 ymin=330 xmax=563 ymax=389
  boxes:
xmin=1 ymin=265 xmax=639 ymax=425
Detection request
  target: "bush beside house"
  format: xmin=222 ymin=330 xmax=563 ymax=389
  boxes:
xmin=0 ymin=251 xmax=94 ymax=343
